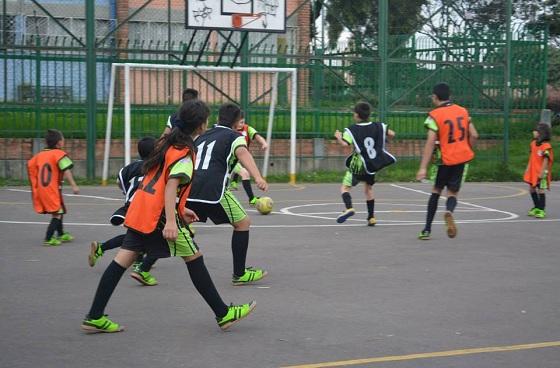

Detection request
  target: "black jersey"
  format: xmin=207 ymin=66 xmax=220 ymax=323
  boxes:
xmin=166 ymin=112 xmax=182 ymax=129
xmin=117 ymin=160 xmax=144 ymax=205
xmin=344 ymin=122 xmax=396 ymax=174
xmin=189 ymin=125 xmax=246 ymax=203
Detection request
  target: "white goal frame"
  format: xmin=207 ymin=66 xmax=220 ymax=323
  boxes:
xmin=101 ymin=63 xmax=298 ymax=185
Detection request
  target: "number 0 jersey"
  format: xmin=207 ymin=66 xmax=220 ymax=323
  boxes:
xmin=427 ymin=102 xmax=474 ymax=166
xmin=189 ymin=125 xmax=247 ymax=203
xmin=343 ymin=122 xmax=396 ymax=175
xmin=27 ymin=149 xmax=73 ymax=214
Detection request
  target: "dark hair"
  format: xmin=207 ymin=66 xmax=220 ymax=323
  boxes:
xmin=45 ymin=129 xmax=63 ymax=149
xmin=218 ymin=103 xmax=242 ymax=128
xmin=535 ymin=123 xmax=552 ymax=145
xmin=137 ymin=137 xmax=156 ymax=160
xmin=182 ymin=88 xmax=198 ymax=102
xmin=143 ymin=99 xmax=209 ymax=174
xmin=433 ymin=83 xmax=451 ymax=101
xmin=354 ymin=102 xmax=371 ymax=121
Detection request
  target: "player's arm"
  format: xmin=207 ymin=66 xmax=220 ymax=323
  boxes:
xmin=235 ymin=146 xmax=268 ymax=191
xmin=253 ymin=133 xmax=269 ymax=151
xmin=162 ymin=178 xmax=180 ymax=241
xmin=387 ymin=128 xmax=396 ymax=141
xmin=161 ymin=126 xmax=171 ymax=137
xmin=468 ymin=120 xmax=478 ymax=147
xmin=334 ymin=130 xmax=350 ymax=146
xmin=416 ymin=129 xmax=438 ymax=181
xmin=63 ymin=170 xmax=79 ymax=194
xmin=539 ymin=155 xmax=550 ymax=180
xmin=58 ymin=156 xmax=79 ymax=193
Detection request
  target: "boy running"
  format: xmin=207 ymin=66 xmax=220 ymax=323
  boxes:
xmin=416 ymin=83 xmax=478 ymax=240
xmin=187 ymin=103 xmax=269 ymax=285
xmin=334 ymin=102 xmax=396 ymax=226
xmin=27 ymin=129 xmax=79 ymax=246
xmin=162 ymin=88 xmax=198 ymax=136
xmin=524 ymin=123 xmax=554 ymax=219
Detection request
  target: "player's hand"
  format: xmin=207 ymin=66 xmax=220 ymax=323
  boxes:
xmin=163 ymin=222 xmax=178 ymax=241
xmin=255 ymin=177 xmax=268 ymax=192
xmin=334 ymin=130 xmax=342 ymax=140
xmin=182 ymin=208 xmax=199 ymax=224
xmin=260 ymin=141 xmax=269 ymax=151
xmin=416 ymin=168 xmax=427 ymax=181
xmin=72 ymin=185 xmax=80 ymax=194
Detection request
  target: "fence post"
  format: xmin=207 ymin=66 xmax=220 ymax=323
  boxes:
xmin=240 ymin=31 xmax=249 ymax=115
xmin=378 ymin=0 xmax=388 ymax=123
xmin=86 ymin=0 xmax=96 ymax=179
xmin=503 ymin=0 xmax=512 ymax=164
xmin=34 ymin=37 xmax=41 ymax=138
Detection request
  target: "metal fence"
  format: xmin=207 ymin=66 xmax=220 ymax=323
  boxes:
xmin=0 ymin=0 xmax=549 ymax=180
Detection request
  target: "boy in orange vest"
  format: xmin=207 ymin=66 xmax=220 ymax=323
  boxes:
xmin=416 ymin=83 xmax=478 ymax=240
xmin=27 ymin=129 xmax=79 ymax=246
xmin=524 ymin=123 xmax=554 ymax=218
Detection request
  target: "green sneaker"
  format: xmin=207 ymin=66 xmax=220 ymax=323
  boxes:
xmin=131 ymin=261 xmax=142 ymax=273
xmin=217 ymin=301 xmax=256 ymax=330
xmin=44 ymin=237 xmax=61 ymax=246
xmin=527 ymin=208 xmax=539 ymax=217
xmin=58 ymin=232 xmax=74 ymax=242
xmin=336 ymin=208 xmax=355 ymax=223
xmin=534 ymin=209 xmax=546 ymax=219
xmin=81 ymin=314 xmax=123 ymax=333
xmin=249 ymin=196 xmax=260 ymax=206
xmin=130 ymin=270 xmax=158 ymax=286
xmin=418 ymin=230 xmax=431 ymax=240
xmin=88 ymin=241 xmax=104 ymax=267
xmin=232 ymin=267 xmax=268 ymax=286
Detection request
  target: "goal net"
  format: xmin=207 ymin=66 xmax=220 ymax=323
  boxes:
xmin=101 ymin=63 xmax=298 ymax=185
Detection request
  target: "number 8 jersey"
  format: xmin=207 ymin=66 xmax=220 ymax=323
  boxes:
xmin=427 ymin=102 xmax=474 ymax=166
xmin=344 ymin=122 xmax=396 ymax=175
xmin=189 ymin=125 xmax=246 ymax=204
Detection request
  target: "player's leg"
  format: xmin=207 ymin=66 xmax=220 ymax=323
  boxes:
xmin=44 ymin=213 xmax=63 ymax=246
xmin=535 ymin=185 xmax=547 ymax=218
xmin=130 ymin=254 xmax=159 ymax=286
xmin=239 ymin=166 xmax=259 ymax=205
xmin=364 ymin=182 xmax=376 ymax=226
xmin=89 ymin=234 xmax=126 ymax=267
xmin=229 ymin=163 xmax=242 ymax=190
xmin=337 ymin=171 xmax=356 ymax=223
xmin=419 ymin=166 xmax=445 ymax=240
xmin=442 ymin=164 xmax=465 ymax=239
xmin=528 ymin=186 xmax=540 ymax=216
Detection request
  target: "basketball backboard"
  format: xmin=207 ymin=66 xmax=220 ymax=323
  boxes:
xmin=186 ymin=0 xmax=286 ymax=33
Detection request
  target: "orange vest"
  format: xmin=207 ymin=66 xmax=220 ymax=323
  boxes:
xmin=429 ymin=103 xmax=475 ymax=165
xmin=124 ymin=146 xmax=193 ymax=234
xmin=239 ymin=124 xmax=251 ymax=145
xmin=523 ymin=140 xmax=553 ymax=187
xmin=27 ymin=149 xmax=68 ymax=214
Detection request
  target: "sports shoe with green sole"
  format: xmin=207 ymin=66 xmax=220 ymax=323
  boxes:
xmin=44 ymin=237 xmax=61 ymax=246
xmin=527 ymin=208 xmax=539 ymax=217
xmin=130 ymin=270 xmax=158 ymax=286
xmin=336 ymin=208 xmax=355 ymax=223
xmin=88 ymin=241 xmax=104 ymax=267
xmin=534 ymin=209 xmax=546 ymax=219
xmin=444 ymin=211 xmax=457 ymax=238
xmin=249 ymin=196 xmax=260 ymax=206
xmin=58 ymin=232 xmax=74 ymax=242
xmin=81 ymin=315 xmax=124 ymax=333
xmin=217 ymin=301 xmax=256 ymax=330
xmin=418 ymin=230 xmax=431 ymax=240
xmin=367 ymin=217 xmax=376 ymax=227
xmin=232 ymin=267 xmax=267 ymax=286
xmin=131 ymin=261 xmax=142 ymax=273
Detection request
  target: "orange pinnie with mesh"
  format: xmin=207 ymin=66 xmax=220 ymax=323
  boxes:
xmin=429 ymin=103 xmax=474 ymax=166
xmin=27 ymin=149 xmax=69 ymax=214
xmin=524 ymin=140 xmax=554 ymax=188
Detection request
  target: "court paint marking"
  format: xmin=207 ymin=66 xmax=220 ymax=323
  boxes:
xmin=6 ymin=188 xmax=121 ymax=201
xmin=281 ymin=340 xmax=560 ymax=368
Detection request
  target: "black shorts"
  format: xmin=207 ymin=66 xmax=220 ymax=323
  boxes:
xmin=187 ymin=200 xmax=237 ymax=225
xmin=434 ymin=164 xmax=466 ymax=192
xmin=121 ymin=228 xmax=199 ymax=259
xmin=343 ymin=170 xmax=376 ymax=187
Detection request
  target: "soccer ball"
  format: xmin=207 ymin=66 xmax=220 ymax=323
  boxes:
xmin=255 ymin=197 xmax=273 ymax=215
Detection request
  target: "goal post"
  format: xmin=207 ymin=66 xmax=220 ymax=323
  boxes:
xmin=101 ymin=63 xmax=298 ymax=185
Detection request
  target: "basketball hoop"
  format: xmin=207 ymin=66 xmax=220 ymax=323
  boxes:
xmin=232 ymin=13 xmax=263 ymax=29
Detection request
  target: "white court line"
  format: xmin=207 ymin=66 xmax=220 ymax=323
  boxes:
xmin=300 ymin=209 xmax=487 ymax=215
xmin=6 ymin=188 xmax=121 ymax=201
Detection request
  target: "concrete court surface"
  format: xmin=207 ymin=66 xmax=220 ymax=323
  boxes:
xmin=0 ymin=182 xmax=559 ymax=368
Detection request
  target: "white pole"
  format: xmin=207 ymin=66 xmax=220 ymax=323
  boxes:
xmin=124 ymin=64 xmax=131 ymax=166
xmin=289 ymin=69 xmax=297 ymax=185
xmin=102 ymin=63 xmax=116 ymax=185
xmin=262 ymin=72 xmax=278 ymax=178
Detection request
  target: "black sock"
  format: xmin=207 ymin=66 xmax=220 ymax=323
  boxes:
xmin=88 ymin=260 xmax=127 ymax=319
xmin=56 ymin=216 xmax=64 ymax=235
xmin=342 ymin=192 xmax=352 ymax=209
xmin=232 ymin=230 xmax=249 ymax=277
xmin=446 ymin=196 xmax=457 ymax=213
xmin=242 ymin=180 xmax=255 ymax=201
xmin=232 ymin=173 xmax=240 ymax=182
xmin=186 ymin=256 xmax=228 ymax=318
xmin=140 ymin=255 xmax=158 ymax=272
xmin=367 ymin=199 xmax=375 ymax=219
xmin=100 ymin=234 xmax=126 ymax=252
xmin=135 ymin=253 xmax=144 ymax=263
xmin=538 ymin=193 xmax=546 ymax=210
xmin=424 ymin=193 xmax=440 ymax=232
xmin=530 ymin=191 xmax=539 ymax=208
xmin=45 ymin=218 xmax=59 ymax=240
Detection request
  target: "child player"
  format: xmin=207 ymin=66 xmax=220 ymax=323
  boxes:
xmin=230 ymin=110 xmax=269 ymax=205
xmin=524 ymin=123 xmax=554 ymax=219
xmin=27 ymin=129 xmax=79 ymax=246
xmin=416 ymin=83 xmax=478 ymax=240
xmin=81 ymin=99 xmax=256 ymax=333
xmin=88 ymin=137 xmax=161 ymax=286
xmin=162 ymin=88 xmax=198 ymax=136
xmin=187 ymin=103 xmax=269 ymax=285
xmin=334 ymin=102 xmax=396 ymax=226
